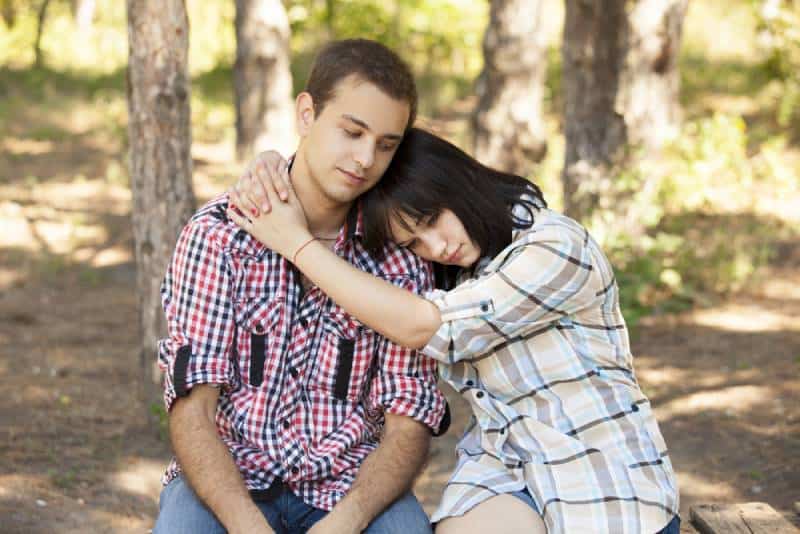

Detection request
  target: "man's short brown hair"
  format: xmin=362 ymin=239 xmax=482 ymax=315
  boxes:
xmin=305 ymin=39 xmax=417 ymax=129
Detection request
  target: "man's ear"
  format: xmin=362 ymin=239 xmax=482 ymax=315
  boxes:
xmin=296 ymin=92 xmax=315 ymax=137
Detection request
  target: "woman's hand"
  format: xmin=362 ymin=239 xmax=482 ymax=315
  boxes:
xmin=228 ymin=150 xmax=291 ymax=217
xmin=227 ymin=157 xmax=312 ymax=260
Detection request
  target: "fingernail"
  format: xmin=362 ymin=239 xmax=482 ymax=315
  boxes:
xmin=280 ymin=193 xmax=288 ymax=200
xmin=262 ymin=203 xmax=269 ymax=211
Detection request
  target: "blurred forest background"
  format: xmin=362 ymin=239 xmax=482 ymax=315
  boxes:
xmin=0 ymin=0 xmax=798 ymax=532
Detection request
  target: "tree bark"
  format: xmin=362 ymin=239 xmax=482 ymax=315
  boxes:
xmin=34 ymin=0 xmax=52 ymax=67
xmin=562 ymin=0 xmax=688 ymax=222
xmin=234 ymin=0 xmax=295 ymax=161
xmin=472 ymin=0 xmax=548 ymax=176
xmin=126 ymin=0 xmax=196 ymax=421
xmin=74 ymin=0 xmax=96 ymax=30
xmin=1 ymin=0 xmax=18 ymax=29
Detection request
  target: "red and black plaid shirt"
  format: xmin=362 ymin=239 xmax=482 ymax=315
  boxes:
xmin=157 ymin=194 xmax=447 ymax=510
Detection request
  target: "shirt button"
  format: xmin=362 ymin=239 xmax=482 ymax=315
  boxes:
xmin=291 ymin=466 xmax=300 ymax=475
xmin=632 ymin=403 xmax=640 ymax=412
xmin=466 ymin=380 xmax=474 ymax=387
xmin=254 ymin=325 xmax=265 ymax=334
xmin=476 ymin=391 xmax=484 ymax=399
xmin=289 ymin=367 xmax=299 ymax=378
xmin=499 ymin=428 xmax=505 ymax=435
xmin=299 ymin=318 xmax=308 ymax=328
xmin=283 ymin=419 xmax=291 ymax=429
xmin=480 ymin=303 xmax=490 ymax=312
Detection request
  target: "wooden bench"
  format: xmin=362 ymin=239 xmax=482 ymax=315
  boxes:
xmin=686 ymin=502 xmax=799 ymax=533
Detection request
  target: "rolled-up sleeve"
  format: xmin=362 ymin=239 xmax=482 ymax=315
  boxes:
xmin=367 ymin=265 xmax=447 ymax=434
xmin=422 ymin=227 xmax=601 ymax=363
xmin=157 ymin=219 xmax=236 ymax=411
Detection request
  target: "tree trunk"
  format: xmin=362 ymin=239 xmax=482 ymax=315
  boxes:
xmin=472 ymin=0 xmax=548 ymax=176
xmin=75 ymin=0 xmax=95 ymax=30
xmin=234 ymin=0 xmax=295 ymax=161
xmin=126 ymin=0 xmax=196 ymax=421
xmin=561 ymin=0 xmax=688 ymax=222
xmin=1 ymin=0 xmax=18 ymax=29
xmin=34 ymin=0 xmax=52 ymax=67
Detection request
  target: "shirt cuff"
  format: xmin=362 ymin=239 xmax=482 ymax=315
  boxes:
xmin=421 ymin=289 xmax=495 ymax=361
xmin=160 ymin=342 xmax=233 ymax=411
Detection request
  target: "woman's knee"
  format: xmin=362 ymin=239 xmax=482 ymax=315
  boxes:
xmin=435 ymin=494 xmax=545 ymax=534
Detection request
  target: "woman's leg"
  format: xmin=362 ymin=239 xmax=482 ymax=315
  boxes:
xmin=435 ymin=493 xmax=546 ymax=534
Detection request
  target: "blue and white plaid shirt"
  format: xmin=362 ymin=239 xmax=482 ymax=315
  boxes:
xmin=424 ymin=205 xmax=678 ymax=533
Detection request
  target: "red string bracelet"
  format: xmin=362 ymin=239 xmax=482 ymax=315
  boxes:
xmin=292 ymin=237 xmax=317 ymax=264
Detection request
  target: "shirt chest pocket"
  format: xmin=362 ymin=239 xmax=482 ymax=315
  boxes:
xmin=311 ymin=308 xmax=375 ymax=402
xmin=234 ymin=297 xmax=283 ymax=388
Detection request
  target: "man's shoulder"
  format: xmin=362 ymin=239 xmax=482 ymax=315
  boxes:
xmin=182 ymin=194 xmax=269 ymax=258
xmin=359 ymin=240 xmax=433 ymax=282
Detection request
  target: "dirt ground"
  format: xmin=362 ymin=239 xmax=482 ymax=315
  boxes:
xmin=1 ymin=153 xmax=799 ymax=533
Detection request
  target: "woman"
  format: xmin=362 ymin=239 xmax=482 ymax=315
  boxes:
xmin=227 ymin=128 xmax=680 ymax=534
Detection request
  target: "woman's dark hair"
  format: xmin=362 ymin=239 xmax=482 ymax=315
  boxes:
xmin=363 ymin=128 xmax=546 ymax=287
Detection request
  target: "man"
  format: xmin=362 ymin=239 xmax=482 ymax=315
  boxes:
xmin=153 ymin=39 xmax=448 ymax=534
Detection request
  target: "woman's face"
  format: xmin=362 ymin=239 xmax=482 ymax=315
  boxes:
xmin=389 ymin=208 xmax=481 ymax=267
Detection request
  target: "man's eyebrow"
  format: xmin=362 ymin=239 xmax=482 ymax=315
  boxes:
xmin=342 ymin=114 xmax=403 ymax=141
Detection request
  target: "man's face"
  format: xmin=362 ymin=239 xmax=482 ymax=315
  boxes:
xmin=298 ymin=75 xmax=411 ymax=206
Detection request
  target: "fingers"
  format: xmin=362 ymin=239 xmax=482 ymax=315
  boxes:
xmin=226 ymin=205 xmax=251 ymax=230
xmin=229 ymin=173 xmax=262 ymax=217
xmin=252 ymin=157 xmax=290 ymax=212
xmin=231 ymin=151 xmax=289 ymax=217
xmin=241 ymin=170 xmax=266 ymax=215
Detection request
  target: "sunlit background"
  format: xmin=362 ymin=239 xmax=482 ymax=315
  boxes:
xmin=0 ymin=0 xmax=798 ymax=532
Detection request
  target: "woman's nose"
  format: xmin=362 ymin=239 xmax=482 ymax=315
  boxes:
xmin=422 ymin=232 xmax=447 ymax=259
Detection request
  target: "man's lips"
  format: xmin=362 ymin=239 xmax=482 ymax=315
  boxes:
xmin=338 ymin=168 xmax=366 ymax=184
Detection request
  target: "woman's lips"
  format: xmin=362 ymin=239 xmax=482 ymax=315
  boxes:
xmin=446 ymin=245 xmax=462 ymax=263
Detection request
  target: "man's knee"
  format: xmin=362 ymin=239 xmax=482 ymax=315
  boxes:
xmin=364 ymin=492 xmax=432 ymax=534
xmin=152 ymin=476 xmax=226 ymax=534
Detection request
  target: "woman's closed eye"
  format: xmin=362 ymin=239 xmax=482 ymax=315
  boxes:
xmin=400 ymin=238 xmax=418 ymax=249
xmin=415 ymin=212 xmax=439 ymax=227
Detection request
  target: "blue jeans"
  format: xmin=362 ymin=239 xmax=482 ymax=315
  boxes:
xmin=153 ymin=475 xmax=432 ymax=534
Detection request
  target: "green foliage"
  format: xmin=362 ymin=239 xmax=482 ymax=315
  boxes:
xmin=599 ymin=111 xmax=799 ymax=329
xmin=754 ymin=0 xmax=800 ymax=133
xmin=50 ymin=466 xmax=80 ymax=489
xmin=1 ymin=0 xmax=797 ymax=337
xmin=150 ymin=402 xmax=169 ymax=442
xmin=288 ymin=0 xmax=486 ymax=114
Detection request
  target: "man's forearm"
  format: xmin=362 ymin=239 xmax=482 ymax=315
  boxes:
xmin=324 ymin=414 xmax=431 ymax=532
xmin=169 ymin=387 xmax=273 ymax=534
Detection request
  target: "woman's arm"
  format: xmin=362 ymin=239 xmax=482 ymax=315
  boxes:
xmin=226 ymin=172 xmax=442 ymax=349
xmin=420 ymin=226 xmax=603 ymax=363
xmin=293 ymin=237 xmax=442 ymax=349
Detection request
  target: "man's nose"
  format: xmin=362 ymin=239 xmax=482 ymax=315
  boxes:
xmin=354 ymin=138 xmax=375 ymax=170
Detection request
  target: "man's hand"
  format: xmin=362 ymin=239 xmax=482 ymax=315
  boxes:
xmin=306 ymin=512 xmax=361 ymax=534
xmin=228 ymin=150 xmax=291 ymax=216
xmin=318 ymin=413 xmax=431 ymax=531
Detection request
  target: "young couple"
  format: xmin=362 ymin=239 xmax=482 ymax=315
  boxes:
xmin=154 ymin=39 xmax=679 ymax=533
